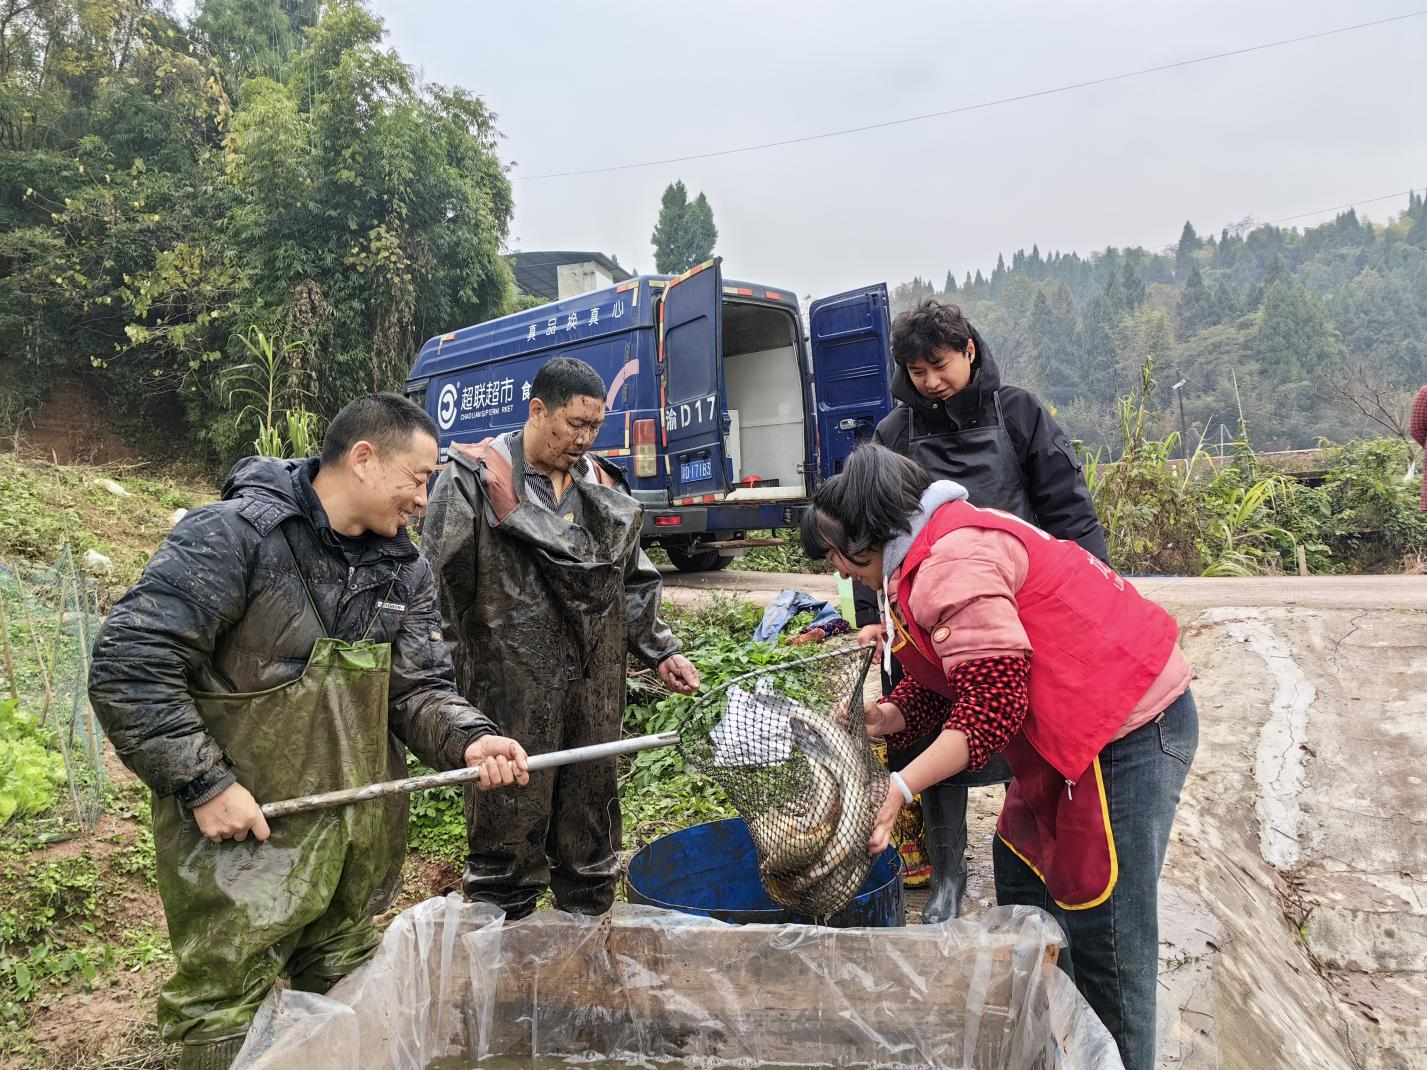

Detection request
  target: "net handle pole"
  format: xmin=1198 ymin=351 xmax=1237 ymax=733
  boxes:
xmin=260 ymin=730 xmax=682 ymax=819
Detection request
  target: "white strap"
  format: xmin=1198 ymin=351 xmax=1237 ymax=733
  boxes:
xmin=880 ymin=586 xmax=894 ymax=677
xmin=889 ymin=770 xmax=913 ymax=805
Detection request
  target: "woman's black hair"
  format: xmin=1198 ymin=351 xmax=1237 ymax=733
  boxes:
xmin=800 ymin=444 xmax=932 ymax=564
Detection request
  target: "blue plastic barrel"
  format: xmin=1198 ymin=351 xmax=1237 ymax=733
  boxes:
xmin=626 ymin=817 xmax=904 ymax=927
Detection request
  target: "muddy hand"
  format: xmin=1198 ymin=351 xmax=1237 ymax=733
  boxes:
xmin=658 ymin=653 xmax=700 ymax=695
xmin=465 ymin=735 xmax=530 ymax=790
xmin=193 ymin=782 xmax=271 ymax=844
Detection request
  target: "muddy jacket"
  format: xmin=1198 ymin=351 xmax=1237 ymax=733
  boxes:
xmin=88 ymin=456 xmax=495 ymax=809
xmin=872 ymin=329 xmax=1108 ymax=562
xmin=423 ymin=438 xmax=677 ymax=689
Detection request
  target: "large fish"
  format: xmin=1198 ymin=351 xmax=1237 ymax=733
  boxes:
xmin=752 ymin=705 xmax=875 ymax=916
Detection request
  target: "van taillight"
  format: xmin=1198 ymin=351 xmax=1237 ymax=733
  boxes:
xmin=633 ymin=419 xmax=657 ymax=478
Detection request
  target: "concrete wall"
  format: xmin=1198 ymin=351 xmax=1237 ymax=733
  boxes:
xmin=557 ymin=262 xmax=614 ymax=300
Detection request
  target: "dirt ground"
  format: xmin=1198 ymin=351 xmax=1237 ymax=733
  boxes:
xmin=664 ymin=569 xmax=1427 ymax=1069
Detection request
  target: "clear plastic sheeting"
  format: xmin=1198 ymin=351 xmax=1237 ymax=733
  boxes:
xmin=234 ymin=896 xmax=1123 ymax=1070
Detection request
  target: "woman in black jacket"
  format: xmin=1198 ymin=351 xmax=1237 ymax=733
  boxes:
xmin=855 ymin=298 xmax=1109 ymax=924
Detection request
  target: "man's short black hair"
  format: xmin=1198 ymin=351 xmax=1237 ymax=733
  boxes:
xmin=532 ymin=357 xmax=606 ymax=411
xmin=320 ymin=392 xmax=438 ymax=467
xmin=890 ymin=298 xmax=976 ymax=367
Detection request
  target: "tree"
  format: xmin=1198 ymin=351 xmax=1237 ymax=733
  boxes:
xmin=1028 ymin=282 xmax=1081 ymax=404
xmin=195 ymin=0 xmax=318 ymax=92
xmin=1121 ymin=262 xmax=1146 ymax=310
xmin=650 ymin=180 xmax=717 ymax=274
xmin=1325 ymin=357 xmax=1416 ymax=439
xmin=1409 ymin=203 xmax=1427 ymax=249
xmin=0 ymin=0 xmax=513 ymax=459
xmin=1251 ymin=275 xmax=1344 ymax=409
xmin=1175 ymin=221 xmax=1202 ymax=277
xmin=1176 ymin=266 xmax=1214 ymax=337
xmin=944 ymin=270 xmax=957 ymax=294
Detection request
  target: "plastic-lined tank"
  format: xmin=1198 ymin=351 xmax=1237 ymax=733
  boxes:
xmin=233 ymin=896 xmax=1122 ymax=1069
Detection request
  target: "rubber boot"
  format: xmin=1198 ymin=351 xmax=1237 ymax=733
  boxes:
xmin=176 ymin=1034 xmax=247 ymax=1070
xmin=920 ymin=781 xmax=970 ymax=924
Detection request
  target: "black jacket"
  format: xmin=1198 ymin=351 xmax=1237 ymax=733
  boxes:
xmin=853 ymin=331 xmax=1108 ymax=628
xmin=873 ymin=330 xmax=1108 ymax=562
xmin=89 ymin=457 xmax=495 ymax=808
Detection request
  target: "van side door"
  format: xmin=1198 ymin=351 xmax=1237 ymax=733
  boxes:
xmin=660 ymin=258 xmax=729 ymax=500
xmin=809 ymin=284 xmax=894 ymax=478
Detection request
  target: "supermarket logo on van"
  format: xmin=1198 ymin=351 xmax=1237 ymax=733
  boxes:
xmin=437 ymin=383 xmax=459 ymax=429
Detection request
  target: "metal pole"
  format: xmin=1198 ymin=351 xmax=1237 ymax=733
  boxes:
xmin=1171 ymin=379 xmax=1188 ymax=460
xmin=261 ymin=730 xmax=683 ymax=820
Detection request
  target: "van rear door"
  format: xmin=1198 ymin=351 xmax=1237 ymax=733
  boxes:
xmin=661 ymin=258 xmax=729 ymax=500
xmin=809 ymin=284 xmax=894 ymax=478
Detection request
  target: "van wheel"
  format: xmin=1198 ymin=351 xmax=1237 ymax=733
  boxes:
xmin=667 ymin=545 xmax=732 ymax=572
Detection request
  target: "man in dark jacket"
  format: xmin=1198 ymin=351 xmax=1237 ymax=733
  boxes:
xmin=89 ymin=393 xmax=528 ymax=1070
xmin=855 ymin=298 xmax=1110 ymax=925
xmin=423 ymin=357 xmax=699 ymax=920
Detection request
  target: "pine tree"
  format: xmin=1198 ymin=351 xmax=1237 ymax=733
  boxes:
xmin=1252 ymin=275 xmax=1344 ymax=385
xmin=1029 ymin=283 xmax=1082 ymax=404
xmin=945 ymin=270 xmax=957 ymax=294
xmin=684 ymin=192 xmax=718 ymax=266
xmin=1175 ymin=221 xmax=1202 ymax=277
xmin=1409 ymin=203 xmax=1427 ymax=248
xmin=1176 ymin=266 xmax=1214 ymax=336
xmin=651 ymin=181 xmax=717 ymax=274
xmin=1212 ymin=281 xmax=1239 ymax=323
xmin=1121 ymin=262 xmax=1146 ymax=309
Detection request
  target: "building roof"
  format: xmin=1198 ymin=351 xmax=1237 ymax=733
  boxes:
xmin=504 ymin=250 xmax=633 ymax=301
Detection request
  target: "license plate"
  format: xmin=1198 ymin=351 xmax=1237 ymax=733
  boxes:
xmin=680 ymin=459 xmax=713 ymax=483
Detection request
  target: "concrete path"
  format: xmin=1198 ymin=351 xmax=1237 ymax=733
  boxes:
xmin=661 ymin=567 xmax=1427 ymax=611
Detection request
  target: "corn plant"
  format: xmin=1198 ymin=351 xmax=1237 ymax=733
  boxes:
xmin=223 ymin=328 xmax=319 ymax=458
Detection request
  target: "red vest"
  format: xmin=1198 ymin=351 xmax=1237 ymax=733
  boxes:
xmin=891 ymin=501 xmax=1180 ymax=908
xmin=896 ymin=501 xmax=1177 ymax=781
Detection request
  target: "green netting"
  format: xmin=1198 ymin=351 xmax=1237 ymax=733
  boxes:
xmin=0 ymin=546 xmax=109 ymax=836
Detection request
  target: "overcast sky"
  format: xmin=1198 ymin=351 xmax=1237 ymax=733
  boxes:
xmin=369 ymin=0 xmax=1427 ymax=299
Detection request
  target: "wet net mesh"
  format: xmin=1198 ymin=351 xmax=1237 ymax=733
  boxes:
xmin=677 ymin=644 xmax=888 ymax=917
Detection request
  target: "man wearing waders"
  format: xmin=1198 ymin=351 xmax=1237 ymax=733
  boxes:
xmin=424 ymin=357 xmax=700 ymax=919
xmin=854 ymin=299 xmax=1108 ymax=922
xmin=89 ymin=394 xmax=530 ymax=1070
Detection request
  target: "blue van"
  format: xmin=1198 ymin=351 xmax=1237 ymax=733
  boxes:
xmin=404 ymin=258 xmax=893 ymax=571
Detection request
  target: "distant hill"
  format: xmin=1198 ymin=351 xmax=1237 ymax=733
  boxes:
xmin=892 ymin=195 xmax=1427 ymax=451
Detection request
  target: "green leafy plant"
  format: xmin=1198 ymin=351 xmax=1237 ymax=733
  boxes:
xmin=0 ymin=701 xmax=66 ymax=826
xmin=731 ymin=530 xmax=834 ymax=574
xmin=404 ymin=757 xmax=468 ymax=862
xmin=223 ymin=327 xmax=319 ymax=459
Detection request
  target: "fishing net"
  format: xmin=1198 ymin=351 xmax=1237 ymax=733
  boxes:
xmin=676 ymin=644 xmax=888 ymax=917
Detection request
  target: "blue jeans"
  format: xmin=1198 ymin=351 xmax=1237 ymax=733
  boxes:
xmin=994 ymin=689 xmax=1199 ymax=1070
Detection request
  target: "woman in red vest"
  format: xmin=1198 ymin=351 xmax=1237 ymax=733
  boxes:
xmin=802 ymin=443 xmax=1197 ymax=1070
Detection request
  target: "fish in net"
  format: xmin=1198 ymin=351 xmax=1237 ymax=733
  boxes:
xmin=676 ymin=644 xmax=888 ymax=917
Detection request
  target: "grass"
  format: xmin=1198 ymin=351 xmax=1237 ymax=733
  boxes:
xmin=0 ymin=454 xmax=213 ymax=591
